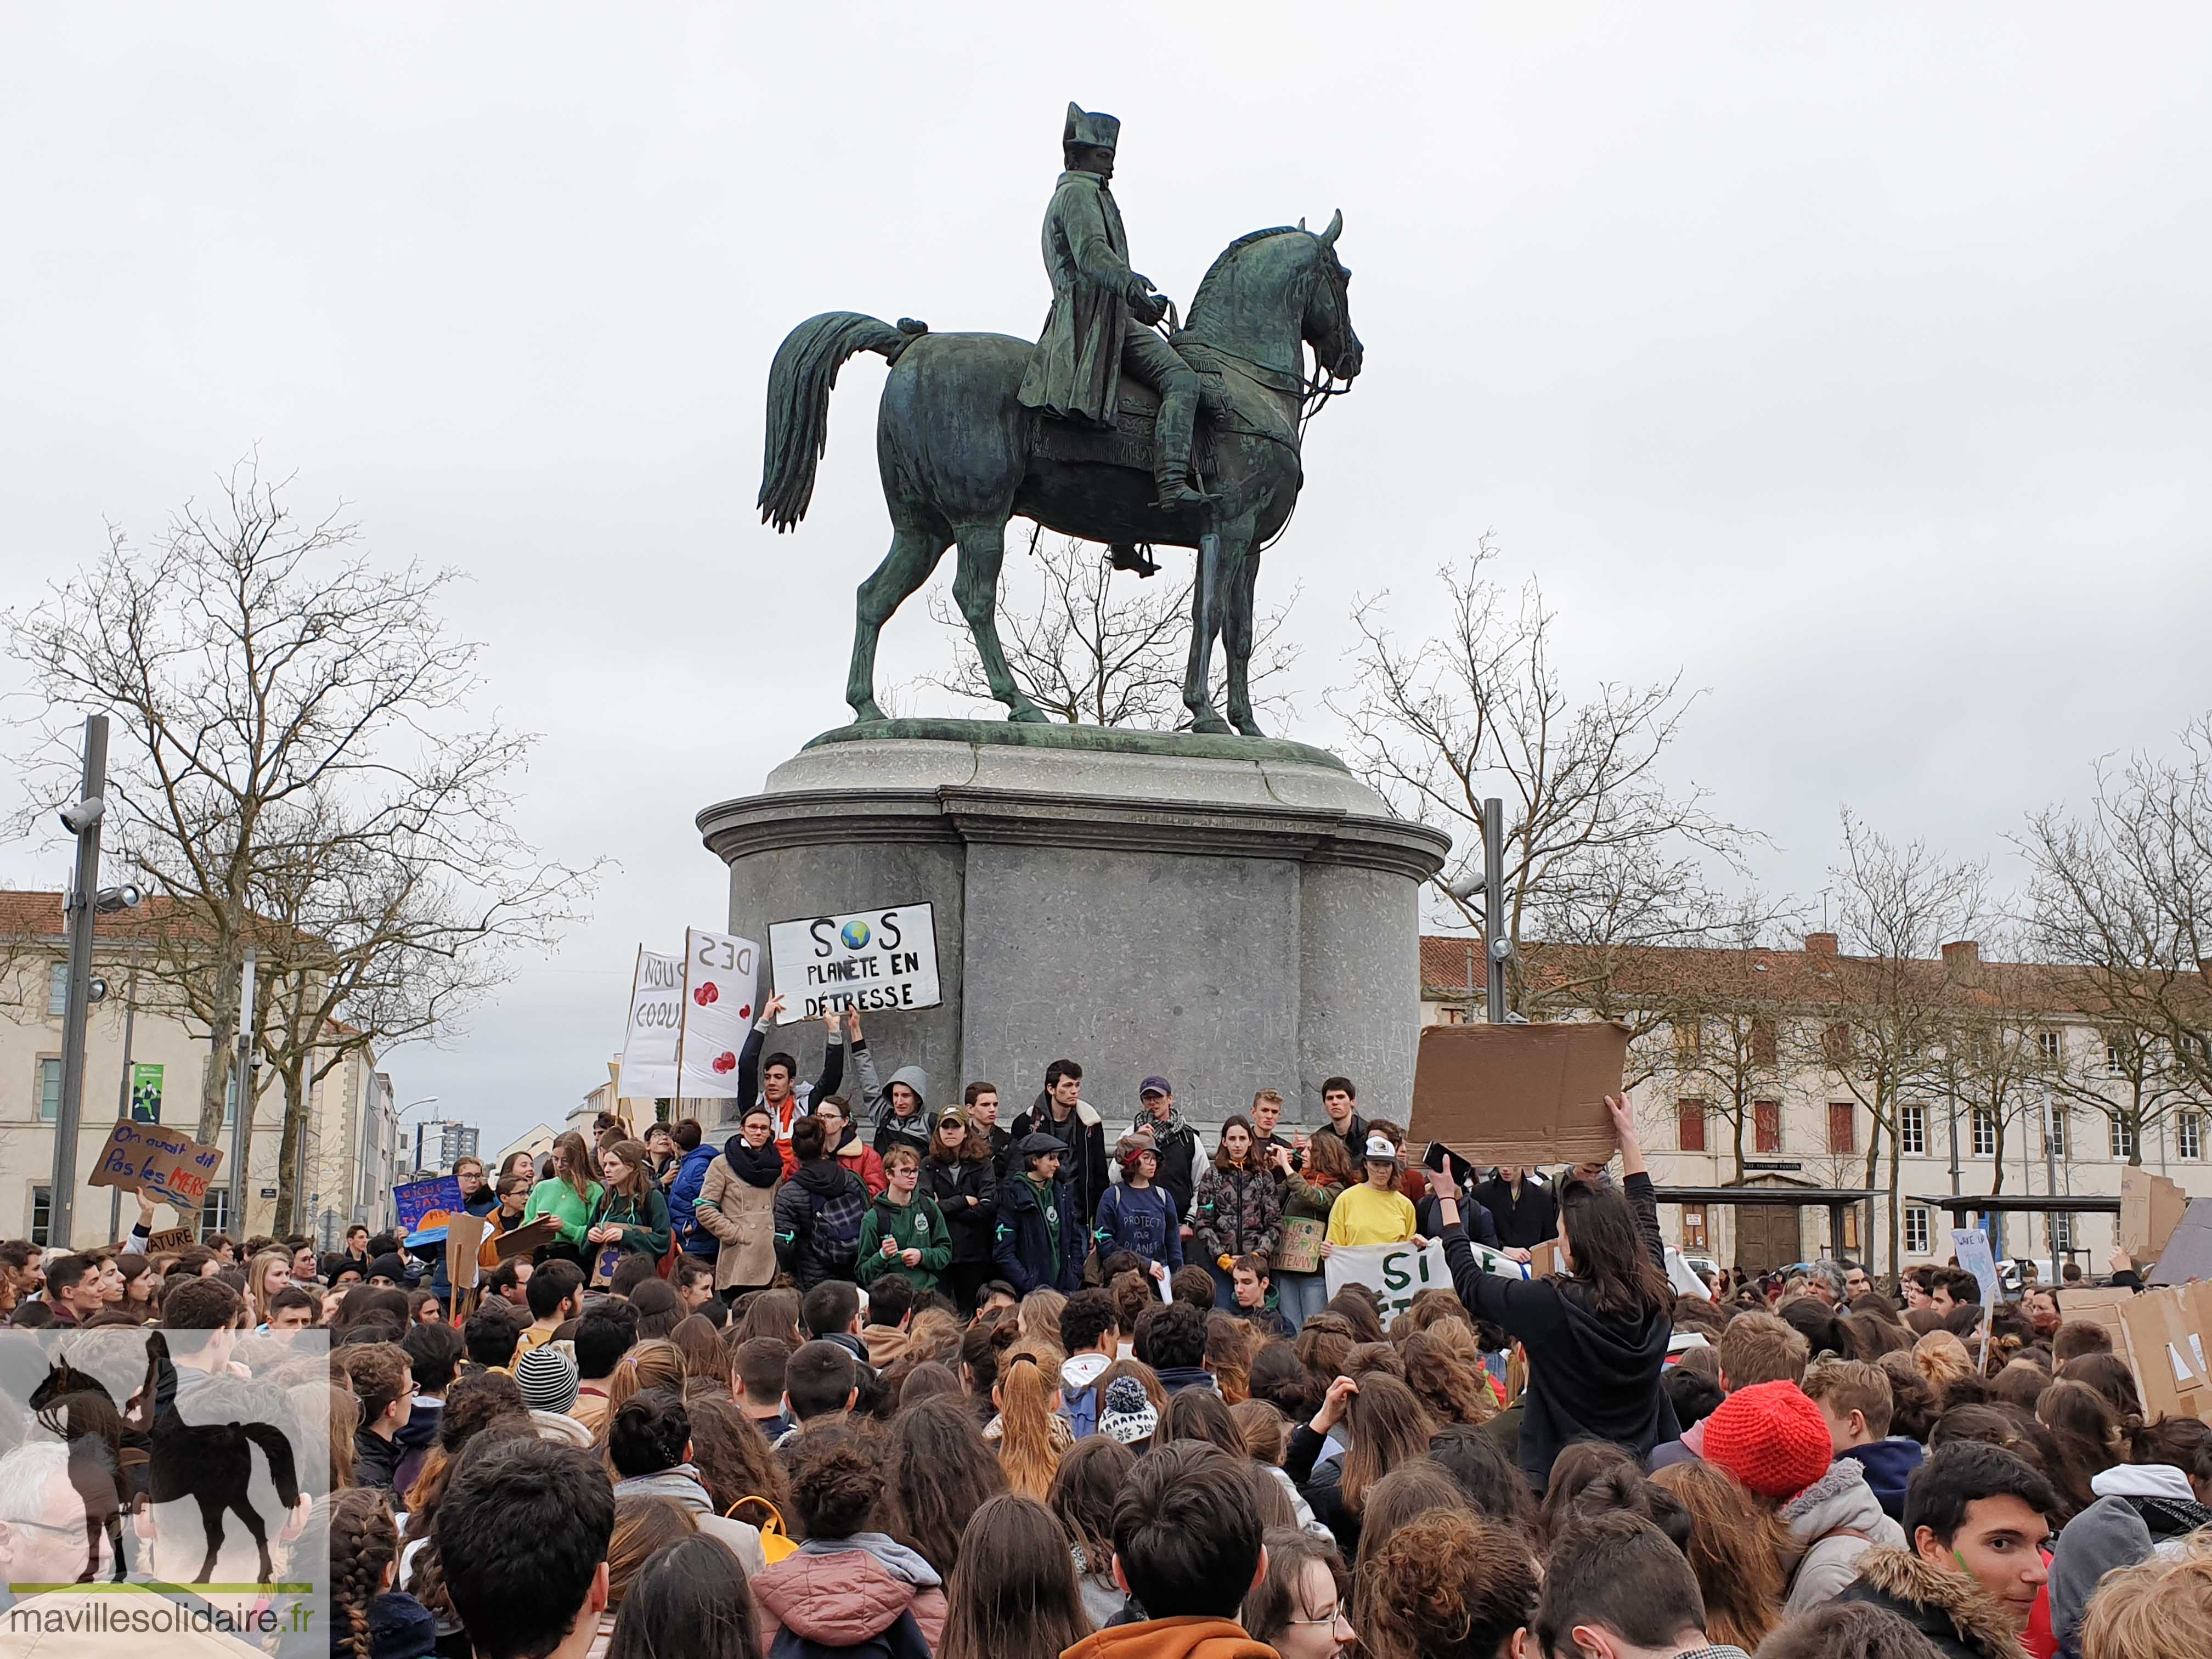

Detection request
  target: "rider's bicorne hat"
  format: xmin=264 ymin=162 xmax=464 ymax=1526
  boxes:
xmin=1063 ymin=103 xmax=1120 ymax=153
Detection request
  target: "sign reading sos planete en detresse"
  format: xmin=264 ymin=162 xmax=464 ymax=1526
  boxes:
xmin=768 ymin=904 xmax=940 ymax=1023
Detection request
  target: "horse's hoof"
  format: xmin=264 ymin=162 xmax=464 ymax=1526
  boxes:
xmin=1007 ymin=704 xmax=1050 ymax=724
xmin=1189 ymin=712 xmax=1233 ymax=735
xmin=850 ymin=702 xmax=887 ymax=725
xmin=1233 ymin=719 xmax=1266 ymax=738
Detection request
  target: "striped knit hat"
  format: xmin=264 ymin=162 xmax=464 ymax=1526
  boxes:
xmin=514 ymin=1341 xmax=580 ymax=1414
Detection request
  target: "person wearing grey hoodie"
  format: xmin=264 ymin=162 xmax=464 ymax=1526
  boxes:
xmin=2047 ymin=1496 xmax=2152 ymax=1659
xmin=1782 ymin=1458 xmax=1909 ymax=1614
xmin=847 ymin=1012 xmax=932 ymax=1159
xmin=605 ymin=1389 xmax=768 ymax=1574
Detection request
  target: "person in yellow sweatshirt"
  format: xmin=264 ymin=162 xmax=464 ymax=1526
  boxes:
xmin=1322 ymin=1132 xmax=1423 ymax=1252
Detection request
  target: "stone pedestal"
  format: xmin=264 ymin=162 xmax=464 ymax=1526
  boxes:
xmin=696 ymin=721 xmax=1450 ymax=1127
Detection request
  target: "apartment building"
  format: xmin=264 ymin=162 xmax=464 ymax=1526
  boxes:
xmin=1420 ymin=932 xmax=2212 ymax=1277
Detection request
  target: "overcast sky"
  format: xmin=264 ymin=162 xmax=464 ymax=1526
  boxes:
xmin=4 ymin=8 xmax=2208 ymax=1149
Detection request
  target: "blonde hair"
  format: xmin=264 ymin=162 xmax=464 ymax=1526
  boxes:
xmin=1913 ymin=1330 xmax=1975 ymax=1396
xmin=1018 ymin=1289 xmax=1066 ymax=1353
xmin=596 ymin=1339 xmax=687 ymax=1448
xmin=247 ymin=1248 xmax=295 ymax=1327
xmin=992 ymin=1346 xmax=1067 ymax=1502
xmin=2083 ymin=1538 xmax=2212 ymax=1659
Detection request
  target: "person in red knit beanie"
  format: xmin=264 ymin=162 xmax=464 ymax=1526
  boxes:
xmin=1703 ymin=1379 xmax=1910 ymax=1618
xmin=1702 ymin=1379 xmax=1833 ymax=1500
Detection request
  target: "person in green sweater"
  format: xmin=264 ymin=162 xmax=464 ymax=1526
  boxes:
xmin=522 ymin=1129 xmax=603 ymax=1267
xmin=586 ymin=1138 xmax=673 ymax=1286
xmin=857 ymin=1144 xmax=951 ymax=1295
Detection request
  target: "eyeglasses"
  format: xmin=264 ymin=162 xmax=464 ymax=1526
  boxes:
xmin=1286 ymin=1607 xmax=1351 ymax=1628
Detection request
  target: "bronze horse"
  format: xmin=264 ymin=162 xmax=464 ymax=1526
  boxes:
xmin=758 ymin=215 xmax=1361 ymax=736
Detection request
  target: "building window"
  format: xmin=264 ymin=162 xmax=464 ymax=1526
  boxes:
xmin=1972 ymin=1108 xmax=1996 ymax=1158
xmin=1754 ymin=1100 xmax=1782 ymax=1153
xmin=1822 ymin=1023 xmax=1853 ymax=1068
xmin=29 ymin=1186 xmax=52 ymax=1248
xmin=37 ymin=1059 xmax=62 ymax=1124
xmin=2051 ymin=1212 xmax=2074 ymax=1251
xmin=46 ymin=962 xmax=68 ymax=1017
xmin=2045 ymin=1106 xmax=2068 ymax=1158
xmin=2106 ymin=1040 xmax=2124 ymax=1074
xmin=1677 ymin=1099 xmax=1707 ymax=1152
xmin=1681 ymin=1204 xmax=1708 ymax=1251
xmin=2181 ymin=1113 xmax=2203 ymax=1161
xmin=1904 ymin=1205 xmax=1931 ymax=1257
xmin=201 ymin=1188 xmax=230 ymax=1240
xmin=2038 ymin=1029 xmax=2061 ymax=1065
xmin=1438 ymin=1005 xmax=1468 ymax=1024
xmin=1900 ymin=1103 xmax=1927 ymax=1155
xmin=1752 ymin=1019 xmax=1778 ymax=1070
xmin=2111 ymin=1116 xmax=2137 ymax=1160
xmin=1827 ymin=1102 xmax=1855 ymax=1155
xmin=1674 ymin=1022 xmax=1702 ymax=1066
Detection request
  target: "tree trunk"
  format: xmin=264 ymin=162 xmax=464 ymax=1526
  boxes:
xmin=1886 ymin=1127 xmax=1903 ymax=1283
xmin=196 ymin=963 xmax=240 ymax=1146
xmin=1730 ymin=1100 xmax=1746 ymax=1183
xmin=275 ymin=1059 xmax=309 ymax=1237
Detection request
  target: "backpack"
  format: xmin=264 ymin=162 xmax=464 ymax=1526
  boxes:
xmin=728 ymin=1496 xmax=799 ymax=1564
xmin=808 ymin=1179 xmax=866 ymax=1276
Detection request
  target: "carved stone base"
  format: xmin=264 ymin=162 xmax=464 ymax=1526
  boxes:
xmin=696 ymin=732 xmax=1450 ymax=1128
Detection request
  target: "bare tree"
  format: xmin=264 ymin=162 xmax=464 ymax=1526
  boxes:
xmin=2020 ymin=716 xmax=2212 ymax=1100
xmin=1330 ymin=538 xmax=1773 ymax=1017
xmin=2046 ymin=1020 xmax=2193 ymax=1170
xmin=1802 ymin=812 xmax=1988 ymax=1277
xmin=1641 ymin=901 xmax=1798 ymax=1183
xmin=7 ymin=461 xmax=600 ymax=1228
xmin=922 ymin=533 xmax=1299 ymax=729
xmin=1917 ymin=927 xmax=2054 ymax=1199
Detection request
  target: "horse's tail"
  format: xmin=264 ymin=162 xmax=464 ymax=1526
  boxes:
xmin=758 ymin=312 xmax=927 ymax=532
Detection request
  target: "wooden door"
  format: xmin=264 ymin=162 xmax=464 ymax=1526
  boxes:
xmin=1733 ymin=1203 xmax=1804 ymax=1278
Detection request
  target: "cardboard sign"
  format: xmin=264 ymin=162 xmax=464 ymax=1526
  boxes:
xmin=618 ymin=947 xmax=684 ymax=1102
xmin=1324 ymin=1238 xmax=1525 ymax=1323
xmin=1275 ymin=1216 xmax=1325 ymax=1274
xmin=396 ymin=1175 xmax=465 ymax=1234
xmin=1951 ymin=1228 xmax=2002 ymax=1308
xmin=483 ymin=1213 xmax=558 ymax=1266
xmin=88 ymin=1120 xmax=224 ymax=1210
xmin=678 ymin=927 xmax=762 ymax=1098
xmin=2146 ymin=1199 xmax=2212 ymax=1288
xmin=146 ymin=1227 xmax=194 ymax=1252
xmin=769 ymin=904 xmax=940 ymax=1022
xmin=2118 ymin=1285 xmax=2212 ymax=1423
xmin=2123 ymin=1167 xmax=2191 ymax=1260
xmin=444 ymin=1214 xmax=488 ymax=1292
xmin=1407 ymin=1021 xmax=1630 ymax=1167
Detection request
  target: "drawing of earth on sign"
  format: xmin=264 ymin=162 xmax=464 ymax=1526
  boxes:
xmin=840 ymin=921 xmax=871 ymax=950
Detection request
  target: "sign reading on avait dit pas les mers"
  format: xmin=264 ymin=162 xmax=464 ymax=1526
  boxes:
xmin=768 ymin=904 xmax=940 ymax=1023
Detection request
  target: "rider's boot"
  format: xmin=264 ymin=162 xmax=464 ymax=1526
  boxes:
xmin=1152 ymin=393 xmax=1214 ymax=511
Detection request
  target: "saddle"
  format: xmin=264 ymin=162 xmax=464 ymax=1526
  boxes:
xmin=1028 ymin=343 xmax=1299 ymax=477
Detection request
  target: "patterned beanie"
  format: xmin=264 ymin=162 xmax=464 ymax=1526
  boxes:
xmin=514 ymin=1341 xmax=580 ymax=1414
xmin=1098 ymin=1375 xmax=1158 ymax=1446
xmin=1701 ymin=1379 xmax=1832 ymax=1499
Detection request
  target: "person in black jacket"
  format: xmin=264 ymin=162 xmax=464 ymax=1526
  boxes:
xmin=1310 ymin=1075 xmax=1369 ymax=1165
xmin=919 ymin=1105 xmax=998 ymax=1311
xmin=962 ymin=1081 xmax=1015 ymax=1175
xmin=992 ymin=1132 xmax=1083 ymax=1295
xmin=1469 ymin=1167 xmax=1559 ymax=1250
xmin=1010 ymin=1059 xmax=1108 ymax=1228
xmin=771 ymin=1115 xmax=870 ymax=1290
xmin=1428 ymin=1094 xmax=1677 ymax=1491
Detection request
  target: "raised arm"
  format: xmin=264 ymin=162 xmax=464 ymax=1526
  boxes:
xmin=1606 ymin=1094 xmax=1666 ymax=1273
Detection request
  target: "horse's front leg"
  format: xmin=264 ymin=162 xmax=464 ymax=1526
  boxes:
xmin=1223 ymin=535 xmax=1265 ymax=737
xmin=952 ymin=520 xmax=1045 ymax=722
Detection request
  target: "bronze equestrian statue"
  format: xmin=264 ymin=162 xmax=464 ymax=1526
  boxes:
xmin=759 ymin=103 xmax=1362 ymax=737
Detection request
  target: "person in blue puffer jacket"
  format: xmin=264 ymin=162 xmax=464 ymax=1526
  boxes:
xmin=665 ymin=1119 xmax=721 ymax=1265
xmin=1091 ymin=1132 xmax=1182 ymax=1285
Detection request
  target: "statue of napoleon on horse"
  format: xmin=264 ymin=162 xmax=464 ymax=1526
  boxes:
xmin=758 ymin=102 xmax=1362 ymax=737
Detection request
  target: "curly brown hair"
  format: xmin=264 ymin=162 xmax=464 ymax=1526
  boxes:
xmin=1359 ymin=1510 xmax=1536 ymax=1659
xmin=789 ymin=1424 xmax=886 ymax=1540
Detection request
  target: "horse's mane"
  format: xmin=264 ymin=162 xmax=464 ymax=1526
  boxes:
xmin=1190 ymin=225 xmax=1306 ymax=315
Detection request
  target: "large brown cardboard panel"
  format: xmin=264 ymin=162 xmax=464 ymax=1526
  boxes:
xmin=1408 ymin=1022 xmax=1630 ymax=1167
xmin=2123 ymin=1167 xmax=2191 ymax=1259
xmin=2146 ymin=1199 xmax=2212 ymax=1287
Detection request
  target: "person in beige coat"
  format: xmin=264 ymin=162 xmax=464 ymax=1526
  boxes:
xmin=698 ymin=1103 xmax=783 ymax=1294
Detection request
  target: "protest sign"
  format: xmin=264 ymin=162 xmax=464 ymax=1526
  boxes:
xmin=396 ymin=1175 xmax=465 ymax=1234
xmin=88 ymin=1120 xmax=224 ymax=1210
xmin=618 ymin=947 xmax=685 ymax=1102
xmin=2146 ymin=1199 xmax=2212 ymax=1288
xmin=444 ymin=1214 xmax=488 ymax=1294
xmin=769 ymin=904 xmax=940 ymax=1022
xmin=146 ymin=1227 xmax=194 ymax=1252
xmin=1275 ymin=1216 xmax=1325 ymax=1274
xmin=678 ymin=927 xmax=762 ymax=1098
xmin=2118 ymin=1284 xmax=2212 ymax=1423
xmin=1325 ymin=1238 xmax=1525 ymax=1323
xmin=1408 ymin=1020 xmax=1630 ymax=1167
xmin=484 ymin=1214 xmax=558 ymax=1265
xmin=129 ymin=1062 xmax=163 ymax=1124
xmin=1951 ymin=1227 xmax=2001 ymax=1306
xmin=2123 ymin=1167 xmax=2192 ymax=1260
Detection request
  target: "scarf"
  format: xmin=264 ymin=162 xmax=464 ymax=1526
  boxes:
xmin=728 ymin=1139 xmax=785 ymax=1189
xmin=1135 ymin=1101 xmax=1192 ymax=1141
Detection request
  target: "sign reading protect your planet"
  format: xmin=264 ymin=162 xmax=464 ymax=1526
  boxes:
xmin=768 ymin=904 xmax=940 ymax=1023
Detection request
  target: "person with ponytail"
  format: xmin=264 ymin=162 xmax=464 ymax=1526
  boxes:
xmin=328 ymin=1486 xmax=435 ymax=1659
xmin=524 ymin=1131 xmax=604 ymax=1268
xmin=1425 ymin=1093 xmax=1676 ymax=1490
xmin=985 ymin=1346 xmax=1074 ymax=1501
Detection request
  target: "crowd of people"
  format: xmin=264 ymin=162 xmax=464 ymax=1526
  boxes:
xmin=2 ymin=1020 xmax=2210 ymax=1659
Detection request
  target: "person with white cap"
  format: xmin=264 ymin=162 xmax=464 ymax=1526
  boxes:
xmin=1323 ymin=1131 xmax=1422 ymax=1250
